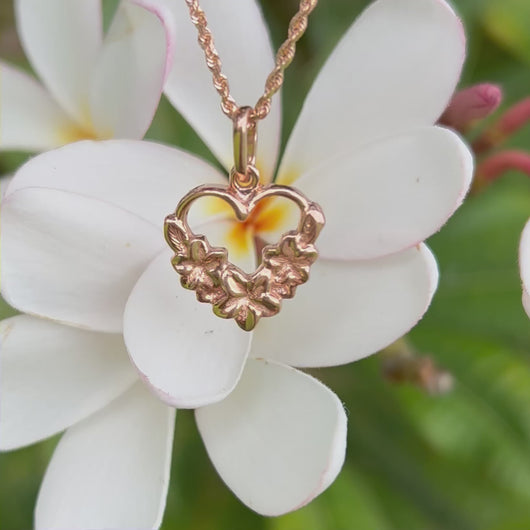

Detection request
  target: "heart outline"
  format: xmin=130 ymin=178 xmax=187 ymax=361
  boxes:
xmin=164 ymin=180 xmax=325 ymax=331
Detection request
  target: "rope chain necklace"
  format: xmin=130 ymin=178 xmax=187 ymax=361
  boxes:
xmin=164 ymin=0 xmax=325 ymax=331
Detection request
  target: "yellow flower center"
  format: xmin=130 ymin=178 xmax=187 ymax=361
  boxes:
xmin=205 ymin=196 xmax=291 ymax=257
xmin=57 ymin=105 xmax=112 ymax=144
xmin=57 ymin=120 xmax=110 ymax=143
xmin=227 ymin=198 xmax=289 ymax=254
xmin=202 ymin=167 xmax=301 ymax=261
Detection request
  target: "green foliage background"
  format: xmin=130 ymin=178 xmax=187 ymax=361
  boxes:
xmin=1 ymin=0 xmax=529 ymax=529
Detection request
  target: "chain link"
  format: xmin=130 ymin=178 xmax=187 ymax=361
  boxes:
xmin=184 ymin=0 xmax=318 ymax=121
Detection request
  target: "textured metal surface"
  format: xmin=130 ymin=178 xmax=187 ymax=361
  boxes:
xmin=184 ymin=0 xmax=318 ymax=120
xmin=165 ymin=101 xmax=325 ymax=331
xmin=165 ymin=173 xmax=325 ymax=331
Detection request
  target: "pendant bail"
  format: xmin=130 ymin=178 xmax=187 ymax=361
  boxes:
xmin=231 ymin=106 xmax=258 ymax=192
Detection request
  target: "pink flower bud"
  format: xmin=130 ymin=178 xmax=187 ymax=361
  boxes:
xmin=439 ymin=83 xmax=502 ymax=132
xmin=476 ymin=150 xmax=530 ymax=186
xmin=496 ymin=97 xmax=530 ymax=136
xmin=474 ymin=97 xmax=530 ymax=153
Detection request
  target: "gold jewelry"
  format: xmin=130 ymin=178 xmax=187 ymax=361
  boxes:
xmin=164 ymin=0 xmax=324 ymax=331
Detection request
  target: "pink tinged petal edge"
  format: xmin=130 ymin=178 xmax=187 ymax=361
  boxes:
xmin=519 ymin=219 xmax=530 ymax=317
xmin=35 ymin=383 xmax=175 ymax=530
xmin=123 ymin=250 xmax=252 ymax=408
xmin=277 ymin=0 xmax=466 ymax=180
xmin=437 ymin=0 xmax=466 ymax=43
xmin=253 ymin=244 xmax=439 ymax=368
xmin=5 ymin=139 xmax=227 ymax=227
xmin=131 ymin=0 xmax=176 ymax=82
xmin=0 ymin=315 xmax=137 ymax=451
xmin=196 ymin=358 xmax=347 ymax=516
xmin=88 ymin=0 xmax=176 ymax=139
xmin=1 ymin=187 xmax=164 ymax=333
xmin=295 ymin=126 xmax=473 ymax=261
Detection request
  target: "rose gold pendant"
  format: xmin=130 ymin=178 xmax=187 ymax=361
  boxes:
xmin=164 ymin=107 xmax=325 ymax=331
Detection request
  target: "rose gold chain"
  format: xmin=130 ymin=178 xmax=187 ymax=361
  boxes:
xmin=184 ymin=0 xmax=318 ymax=121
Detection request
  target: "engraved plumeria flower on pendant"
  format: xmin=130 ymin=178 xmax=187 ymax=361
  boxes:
xmin=216 ymin=268 xmax=281 ymax=330
xmin=174 ymin=238 xmax=227 ymax=294
xmin=1 ymin=0 xmax=472 ymax=528
xmin=164 ymin=112 xmax=326 ymax=331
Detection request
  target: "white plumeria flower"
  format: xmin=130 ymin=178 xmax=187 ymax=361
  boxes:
xmin=0 ymin=0 xmax=173 ymax=199
xmin=0 ymin=0 xmax=175 ymax=151
xmin=520 ymin=219 xmax=530 ymax=317
xmin=0 ymin=0 xmax=472 ymax=528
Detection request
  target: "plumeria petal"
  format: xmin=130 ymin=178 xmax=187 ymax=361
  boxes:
xmin=195 ymin=216 xmax=256 ymax=273
xmin=0 ymin=315 xmax=137 ymax=450
xmin=253 ymin=244 xmax=438 ymax=367
xmin=0 ymin=62 xmax=75 ymax=151
xmin=124 ymin=250 xmax=252 ymax=408
xmin=278 ymin=0 xmax=465 ymax=179
xmin=6 ymin=139 xmax=226 ymax=226
xmin=164 ymin=0 xmax=281 ymax=181
xmin=1 ymin=188 xmax=163 ymax=332
xmin=520 ymin=219 xmax=530 ymax=318
xmin=89 ymin=0 xmax=175 ymax=139
xmin=294 ymin=126 xmax=473 ymax=260
xmin=15 ymin=0 xmax=102 ymax=124
xmin=196 ymin=358 xmax=347 ymax=516
xmin=0 ymin=175 xmax=12 ymax=198
xmin=35 ymin=383 xmax=175 ymax=530
xmin=523 ymin=291 xmax=530 ymax=318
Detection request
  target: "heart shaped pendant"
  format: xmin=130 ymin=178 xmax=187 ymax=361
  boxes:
xmin=164 ymin=108 xmax=325 ymax=331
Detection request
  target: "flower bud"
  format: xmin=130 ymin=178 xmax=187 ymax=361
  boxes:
xmin=439 ymin=83 xmax=502 ymax=132
xmin=475 ymin=150 xmax=530 ymax=189
xmin=474 ymin=97 xmax=530 ymax=153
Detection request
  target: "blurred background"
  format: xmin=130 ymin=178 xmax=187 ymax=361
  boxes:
xmin=1 ymin=0 xmax=530 ymax=528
